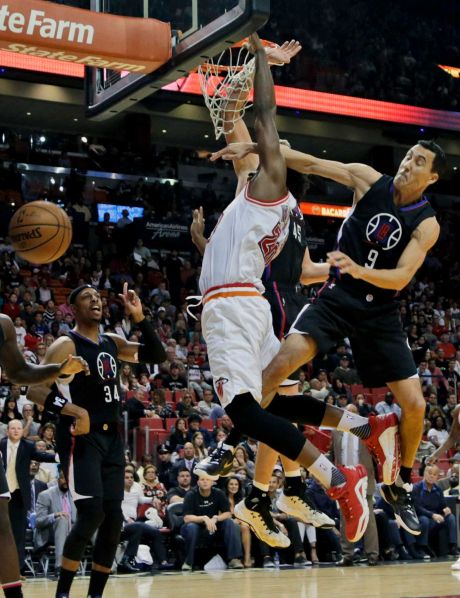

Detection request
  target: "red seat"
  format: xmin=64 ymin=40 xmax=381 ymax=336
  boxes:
xmin=200 ymin=419 xmax=214 ymax=431
xmin=304 ymin=426 xmax=331 ymax=453
xmin=139 ymin=418 xmax=164 ymax=430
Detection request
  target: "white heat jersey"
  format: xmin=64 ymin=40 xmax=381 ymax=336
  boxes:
xmin=199 ymin=184 xmax=296 ymax=294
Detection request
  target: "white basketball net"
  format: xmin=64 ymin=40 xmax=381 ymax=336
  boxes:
xmin=198 ymin=45 xmax=255 ymax=140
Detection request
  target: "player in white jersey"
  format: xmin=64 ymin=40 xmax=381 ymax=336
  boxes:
xmin=194 ymin=33 xmax=374 ymax=546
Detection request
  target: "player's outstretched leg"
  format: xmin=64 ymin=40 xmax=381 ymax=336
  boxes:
xmin=0 ymin=500 xmax=23 ymax=598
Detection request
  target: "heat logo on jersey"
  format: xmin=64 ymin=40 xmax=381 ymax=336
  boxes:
xmin=366 ymin=213 xmax=402 ymax=251
xmin=215 ymin=377 xmax=229 ymax=400
xmin=97 ymin=352 xmax=117 ymax=380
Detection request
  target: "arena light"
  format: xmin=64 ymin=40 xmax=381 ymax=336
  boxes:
xmin=2 ymin=51 xmax=460 ymax=131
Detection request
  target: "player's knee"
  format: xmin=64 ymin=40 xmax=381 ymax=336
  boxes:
xmin=75 ymin=498 xmax=105 ymax=535
xmin=102 ymin=500 xmax=123 ymax=530
xmin=0 ymin=500 xmax=11 ymax=535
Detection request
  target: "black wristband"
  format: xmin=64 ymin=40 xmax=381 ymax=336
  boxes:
xmin=44 ymin=384 xmax=69 ymax=415
xmin=137 ymin=318 xmax=167 ymax=364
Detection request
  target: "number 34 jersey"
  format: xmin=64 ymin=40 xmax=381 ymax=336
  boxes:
xmin=332 ymin=174 xmax=436 ymax=301
xmin=63 ymin=331 xmax=121 ymax=425
xmin=199 ymin=184 xmax=297 ymax=294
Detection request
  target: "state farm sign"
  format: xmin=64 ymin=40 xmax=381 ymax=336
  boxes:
xmin=0 ymin=0 xmax=171 ymax=73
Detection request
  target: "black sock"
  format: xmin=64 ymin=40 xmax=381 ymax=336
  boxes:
xmin=55 ymin=568 xmax=77 ymax=597
xmin=283 ymin=476 xmax=304 ymax=496
xmin=87 ymin=570 xmax=110 ymax=597
xmin=245 ymin=485 xmax=269 ymax=507
xmin=399 ymin=466 xmax=412 ymax=484
xmin=2 ymin=583 xmax=23 ymax=597
xmin=224 ymin=427 xmax=242 ymax=448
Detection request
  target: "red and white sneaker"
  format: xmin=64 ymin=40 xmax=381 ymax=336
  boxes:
xmin=327 ymin=465 xmax=369 ymax=543
xmin=363 ymin=413 xmax=400 ymax=485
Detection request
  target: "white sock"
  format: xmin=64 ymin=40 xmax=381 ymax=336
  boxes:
xmin=284 ymin=469 xmax=302 ymax=478
xmin=308 ymin=454 xmax=336 ymax=489
xmin=337 ymin=410 xmax=368 ymax=432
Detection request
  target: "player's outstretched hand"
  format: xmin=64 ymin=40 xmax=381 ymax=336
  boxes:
xmin=211 ymin=142 xmax=255 ymax=163
xmin=190 ymin=206 xmax=205 ymax=237
xmin=118 ymin=282 xmax=143 ymax=322
xmin=59 ymin=355 xmax=90 ymax=376
xmin=266 ymin=40 xmax=302 ymax=66
xmin=70 ymin=408 xmax=90 ymax=436
xmin=327 ymin=251 xmax=361 ymax=278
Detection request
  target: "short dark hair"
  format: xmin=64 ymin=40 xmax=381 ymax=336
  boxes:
xmin=417 ymin=139 xmax=447 ymax=177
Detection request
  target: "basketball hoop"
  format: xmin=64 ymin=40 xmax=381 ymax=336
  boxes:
xmin=197 ymin=38 xmax=277 ymax=140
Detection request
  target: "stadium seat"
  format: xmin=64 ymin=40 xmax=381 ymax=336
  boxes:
xmin=139 ymin=418 xmax=164 ymax=430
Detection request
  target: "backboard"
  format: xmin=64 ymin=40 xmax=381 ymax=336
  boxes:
xmin=85 ymin=0 xmax=270 ymax=120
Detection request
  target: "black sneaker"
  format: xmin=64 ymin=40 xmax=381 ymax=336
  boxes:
xmin=380 ymin=483 xmax=421 ymax=535
xmin=193 ymin=444 xmax=234 ymax=480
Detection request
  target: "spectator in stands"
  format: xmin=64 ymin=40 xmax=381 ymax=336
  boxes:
xmin=119 ymin=363 xmax=134 ymax=395
xmin=375 ymin=392 xmax=402 ymax=418
xmin=191 ymin=432 xmax=208 ymax=461
xmin=185 ymin=354 xmax=212 ymax=400
xmin=148 ymin=388 xmax=176 ymax=419
xmin=298 ymin=370 xmax=310 ymax=394
xmin=34 ymin=467 xmax=76 ymax=576
xmin=21 ymin=404 xmax=40 ymax=441
xmin=168 ymin=418 xmax=188 ymax=452
xmin=1 ymin=396 xmax=21 ymax=424
xmin=167 ymin=468 xmax=192 ymax=505
xmin=427 ymin=416 xmax=449 ymax=449
xmin=34 ymin=440 xmax=58 ymax=486
xmin=116 ymin=209 xmax=132 ymax=229
xmin=232 ymin=446 xmax=255 ymax=480
xmin=132 ymin=238 xmax=152 ymax=267
xmin=413 ymin=465 xmax=458 ymax=556
xmin=119 ymin=468 xmax=171 ymax=573
xmin=418 ymin=360 xmax=432 ymax=390
xmin=443 ymin=393 xmax=458 ymax=427
xmin=181 ymin=477 xmax=243 ymax=571
xmin=124 ymin=387 xmax=157 ymax=431
xmin=141 ymin=464 xmax=167 ymax=520
xmin=356 ymin=393 xmax=374 ymax=417
xmin=331 ymin=355 xmax=360 ymax=385
xmin=163 ymin=363 xmax=188 ymax=392
xmin=13 ymin=317 xmax=27 ymax=348
xmin=176 ymin=391 xmax=198 ymax=418
xmin=171 ymin=442 xmax=199 ymax=487
xmin=156 ymin=444 xmax=174 ymax=490
xmin=187 ymin=414 xmax=212 ymax=446
xmin=308 ymin=378 xmax=329 ymax=401
xmin=39 ymin=423 xmax=57 ymax=452
xmin=224 ymin=477 xmax=252 ymax=568
xmin=197 ymin=389 xmax=217 ymax=418
xmin=3 ymin=292 xmax=20 ymax=320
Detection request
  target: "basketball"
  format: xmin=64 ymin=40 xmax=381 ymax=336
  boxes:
xmin=8 ymin=201 xmax=72 ymax=264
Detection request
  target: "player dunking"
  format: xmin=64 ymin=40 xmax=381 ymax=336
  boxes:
xmin=193 ymin=32 xmax=402 ymax=546
xmin=212 ymin=136 xmax=446 ymax=534
xmin=27 ymin=284 xmax=166 ymax=598
xmin=191 ymin=39 xmax=334 ymax=540
xmin=0 ymin=314 xmax=87 ymax=598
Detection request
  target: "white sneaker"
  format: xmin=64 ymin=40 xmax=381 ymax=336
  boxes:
xmin=276 ymin=492 xmax=335 ymax=528
xmin=451 ymin=557 xmax=460 ymax=570
xmin=234 ymin=498 xmax=290 ymax=548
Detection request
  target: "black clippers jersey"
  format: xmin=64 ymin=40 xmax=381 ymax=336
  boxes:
xmin=263 ymin=203 xmax=308 ymax=288
xmin=331 ymin=174 xmax=436 ymax=301
xmin=66 ymin=331 xmax=121 ymax=425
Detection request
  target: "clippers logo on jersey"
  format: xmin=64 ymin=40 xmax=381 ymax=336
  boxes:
xmin=366 ymin=213 xmax=402 ymax=251
xmin=96 ymin=352 xmax=117 ymax=381
xmin=215 ymin=377 xmax=229 ymax=400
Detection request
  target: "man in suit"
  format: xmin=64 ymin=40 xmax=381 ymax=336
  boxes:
xmin=170 ymin=443 xmax=199 ymax=487
xmin=35 ymin=467 xmax=76 ymax=575
xmin=330 ymin=404 xmax=379 ymax=566
xmin=0 ymin=420 xmax=57 ymax=570
xmin=27 ymin=460 xmax=47 ymax=529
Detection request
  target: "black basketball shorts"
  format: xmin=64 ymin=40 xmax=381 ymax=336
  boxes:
xmin=0 ymin=460 xmax=9 ymax=498
xmin=265 ymin=287 xmax=309 ymax=340
xmin=289 ymin=282 xmax=417 ymax=387
xmin=57 ymin=423 xmax=124 ymax=502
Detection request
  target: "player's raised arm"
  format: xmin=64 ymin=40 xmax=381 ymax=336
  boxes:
xmin=26 ymin=336 xmax=90 ymax=435
xmin=0 ymin=314 xmax=87 ymax=385
xmin=246 ymin=33 xmax=287 ymax=203
xmin=211 ymin=143 xmax=381 ymax=202
xmin=107 ymin=283 xmax=166 ymax=363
